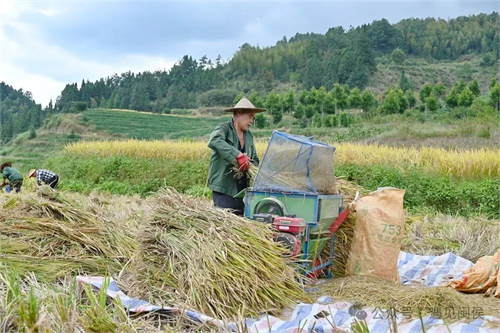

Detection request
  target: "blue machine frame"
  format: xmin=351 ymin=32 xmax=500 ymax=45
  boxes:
xmin=244 ymin=190 xmax=344 ymax=279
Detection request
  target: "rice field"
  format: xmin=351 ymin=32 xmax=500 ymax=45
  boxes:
xmin=64 ymin=139 xmax=499 ymax=180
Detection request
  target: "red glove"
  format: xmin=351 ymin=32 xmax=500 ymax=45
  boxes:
xmin=1 ymin=181 xmax=5 ymax=188
xmin=236 ymin=153 xmax=250 ymax=172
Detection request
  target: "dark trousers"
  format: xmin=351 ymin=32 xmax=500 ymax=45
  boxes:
xmin=47 ymin=176 xmax=59 ymax=189
xmin=212 ymin=191 xmax=245 ymax=216
xmin=6 ymin=180 xmax=23 ymax=193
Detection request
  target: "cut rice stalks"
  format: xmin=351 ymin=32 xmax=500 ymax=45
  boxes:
xmin=315 ymin=275 xmax=500 ymax=318
xmin=0 ymin=187 xmax=137 ymax=280
xmin=130 ymin=187 xmax=308 ymax=319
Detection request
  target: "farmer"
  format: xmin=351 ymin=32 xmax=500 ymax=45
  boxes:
xmin=207 ymin=97 xmax=266 ymax=216
xmin=1 ymin=162 xmax=24 ymax=193
xmin=28 ymin=169 xmax=59 ymax=189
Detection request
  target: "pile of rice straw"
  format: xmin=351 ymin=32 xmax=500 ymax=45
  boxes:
xmin=129 ymin=188 xmax=308 ymax=319
xmin=0 ymin=188 xmax=137 ymax=280
xmin=315 ymin=275 xmax=500 ymax=317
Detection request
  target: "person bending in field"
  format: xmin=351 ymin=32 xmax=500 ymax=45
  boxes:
xmin=207 ymin=97 xmax=265 ymax=216
xmin=1 ymin=162 xmax=24 ymax=193
xmin=28 ymin=169 xmax=59 ymax=189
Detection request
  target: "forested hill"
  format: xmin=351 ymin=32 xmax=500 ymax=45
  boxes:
xmin=37 ymin=12 xmax=500 ymax=114
xmin=0 ymin=82 xmax=45 ymax=142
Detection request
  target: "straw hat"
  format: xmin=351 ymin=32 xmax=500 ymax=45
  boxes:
xmin=224 ymin=97 xmax=266 ymax=113
xmin=28 ymin=169 xmax=37 ymax=178
xmin=0 ymin=161 xmax=12 ymax=171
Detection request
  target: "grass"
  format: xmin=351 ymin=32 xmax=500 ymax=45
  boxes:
xmin=82 ymin=108 xmax=229 ymax=140
xmin=336 ymin=164 xmax=499 ymax=218
xmin=0 ymin=131 xmax=80 ymax=173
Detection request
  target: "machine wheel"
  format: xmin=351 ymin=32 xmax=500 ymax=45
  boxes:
xmin=306 ymin=257 xmax=324 ymax=280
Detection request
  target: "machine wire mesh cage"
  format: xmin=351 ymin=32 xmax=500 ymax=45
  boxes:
xmin=253 ymin=131 xmax=337 ymax=194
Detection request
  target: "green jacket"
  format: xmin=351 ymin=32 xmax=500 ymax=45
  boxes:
xmin=207 ymin=119 xmax=259 ymax=196
xmin=2 ymin=167 xmax=23 ymax=182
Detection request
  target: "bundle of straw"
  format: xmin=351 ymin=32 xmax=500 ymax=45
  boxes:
xmin=316 ymin=276 xmax=470 ymax=317
xmin=0 ymin=187 xmax=137 ymax=280
xmin=232 ymin=162 xmax=258 ymax=180
xmin=131 ymin=188 xmax=308 ymax=319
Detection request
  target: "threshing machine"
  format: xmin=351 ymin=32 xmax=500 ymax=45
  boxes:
xmin=243 ymin=131 xmax=349 ymax=278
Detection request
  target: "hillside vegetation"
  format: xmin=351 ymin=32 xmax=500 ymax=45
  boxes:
xmin=51 ymin=12 xmax=499 ymax=113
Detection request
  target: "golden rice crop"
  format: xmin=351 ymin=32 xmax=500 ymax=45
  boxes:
xmin=65 ymin=140 xmax=498 ymax=179
xmin=335 ymin=142 xmax=499 ymax=179
xmin=64 ymin=139 xmax=212 ymax=160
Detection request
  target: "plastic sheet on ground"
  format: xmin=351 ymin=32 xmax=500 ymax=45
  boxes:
xmin=77 ymin=251 xmax=500 ymax=332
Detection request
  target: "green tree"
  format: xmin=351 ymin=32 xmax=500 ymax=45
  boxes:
xmin=323 ymin=94 xmax=336 ymax=114
xmin=360 ymin=90 xmax=376 ymax=113
xmin=399 ymin=69 xmax=412 ymax=92
xmin=425 ymin=92 xmax=439 ymax=112
xmin=266 ymin=91 xmax=283 ymax=124
xmin=423 ymin=41 xmax=432 ymax=58
xmin=419 ymin=83 xmax=433 ymax=104
xmin=305 ymin=105 xmax=315 ymax=121
xmin=458 ymin=87 xmax=475 ymax=107
xmin=254 ymin=113 xmax=266 ymax=128
xmin=324 ymin=115 xmax=333 ymax=127
xmin=490 ymin=78 xmax=497 ymax=89
xmin=299 ymin=90 xmax=309 ymax=106
xmin=490 ymin=83 xmax=500 ymax=110
xmin=331 ymin=83 xmax=347 ymax=112
xmin=347 ymin=87 xmax=362 ymax=108
xmin=73 ymin=101 xmax=88 ymax=112
xmin=456 ymin=80 xmax=466 ymax=93
xmin=469 ymin=79 xmax=480 ymax=97
xmin=294 ymin=103 xmax=305 ymax=119
xmin=282 ymin=90 xmax=295 ymax=114
xmin=28 ymin=125 xmax=36 ymax=139
xmin=382 ymin=87 xmax=407 ymax=114
xmin=313 ymin=113 xmax=323 ymax=128
xmin=90 ymin=97 xmax=98 ymax=108
xmin=248 ymin=92 xmax=264 ymax=108
xmin=340 ymin=112 xmax=354 ymax=127
xmin=315 ymin=87 xmax=327 ymax=115
xmin=446 ymin=87 xmax=460 ymax=108
xmin=405 ymin=90 xmax=416 ymax=108
xmin=391 ymin=47 xmax=406 ymax=66
xmin=197 ymin=89 xmax=239 ymax=107
xmin=434 ymin=82 xmax=446 ymax=96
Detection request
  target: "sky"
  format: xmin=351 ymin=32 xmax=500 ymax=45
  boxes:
xmin=1 ymin=0 xmax=498 ymax=106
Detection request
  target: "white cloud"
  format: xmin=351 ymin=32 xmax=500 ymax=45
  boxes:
xmin=0 ymin=2 xmax=176 ymax=107
xmin=2 ymin=62 xmax=65 ymax=106
xmin=245 ymin=18 xmax=265 ymax=36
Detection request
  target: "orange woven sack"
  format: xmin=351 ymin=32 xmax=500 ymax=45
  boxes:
xmin=447 ymin=249 xmax=500 ymax=298
xmin=346 ymin=188 xmax=406 ymax=283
